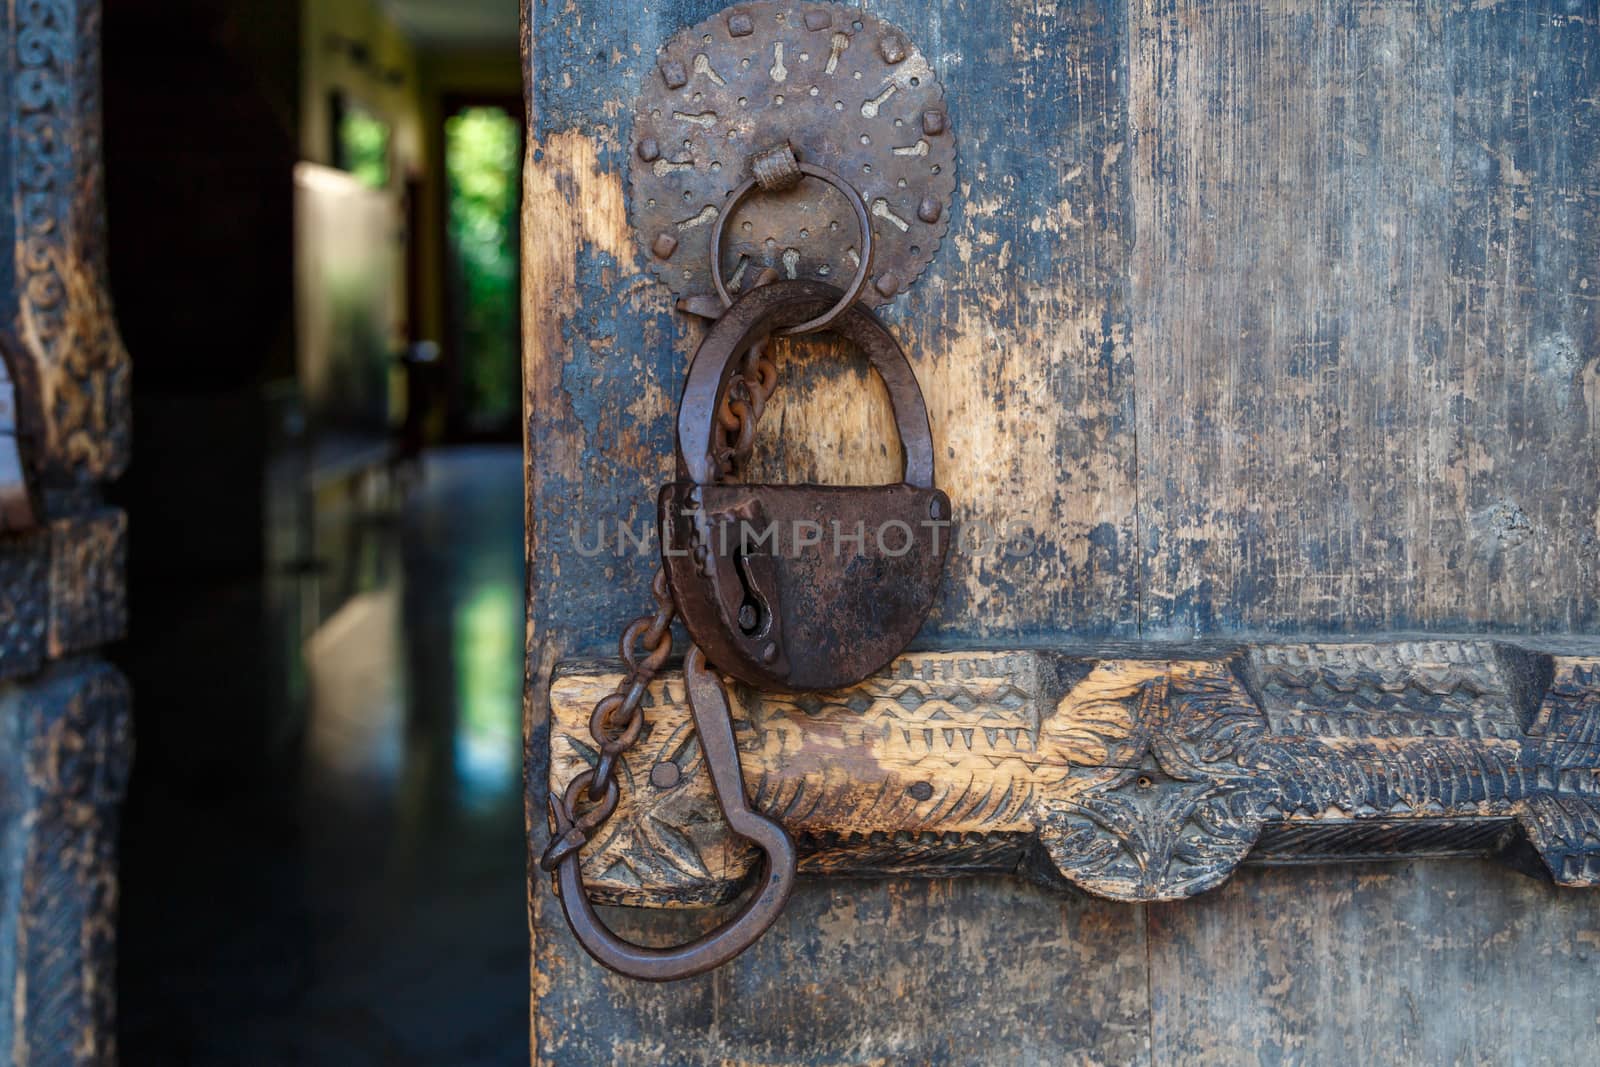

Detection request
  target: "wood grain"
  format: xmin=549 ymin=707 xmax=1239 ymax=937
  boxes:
xmin=1130 ymin=0 xmax=1600 ymax=635
xmin=0 ymin=662 xmax=132 ymax=1066
xmin=549 ymin=642 xmax=1600 ymax=905
xmin=1148 ymin=862 xmax=1600 ymax=1065
xmin=525 ymin=0 xmax=1600 ymax=1063
xmin=539 ymin=875 xmax=1153 ymax=1066
xmin=0 ymin=511 xmax=128 ymax=682
xmin=523 ymin=3 xmax=1146 ymax=1060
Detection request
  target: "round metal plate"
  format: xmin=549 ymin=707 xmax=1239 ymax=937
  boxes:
xmin=628 ymin=2 xmax=956 ymax=309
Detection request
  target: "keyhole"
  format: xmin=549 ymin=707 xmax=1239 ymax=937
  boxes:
xmin=733 ymin=548 xmax=766 ymax=636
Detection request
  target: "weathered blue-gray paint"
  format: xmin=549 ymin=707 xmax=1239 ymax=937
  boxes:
xmin=528 ymin=1 xmax=1600 ymax=1061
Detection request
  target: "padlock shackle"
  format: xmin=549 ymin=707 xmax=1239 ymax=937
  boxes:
xmin=548 ymin=645 xmax=797 ymax=981
xmin=676 ymin=280 xmax=936 ymax=488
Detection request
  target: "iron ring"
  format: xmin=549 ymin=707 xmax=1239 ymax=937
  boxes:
xmin=709 ymin=162 xmax=876 ymax=337
xmin=563 ymin=770 xmax=620 ymax=834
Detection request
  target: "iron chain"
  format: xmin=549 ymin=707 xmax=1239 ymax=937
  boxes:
xmin=714 ymin=338 xmax=779 ymax=479
xmin=540 ymin=567 xmax=675 ymax=872
xmin=542 ymin=267 xmax=785 ymax=875
xmin=714 ymin=266 xmax=782 ymax=479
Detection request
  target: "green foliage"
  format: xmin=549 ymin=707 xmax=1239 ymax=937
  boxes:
xmin=447 ymin=107 xmax=522 ymax=431
xmin=340 ymin=106 xmax=391 ymax=189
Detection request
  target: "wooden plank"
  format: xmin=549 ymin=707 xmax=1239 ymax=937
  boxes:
xmin=1149 ymin=862 xmax=1600 ymax=1064
xmin=1129 ymin=0 xmax=1600 ymax=635
xmin=522 ymin=0 xmax=1137 ymax=662
xmin=0 ymin=661 xmax=132 ymax=1065
xmin=548 ymin=641 xmax=1600 ymax=905
xmin=0 ymin=7 xmax=134 ymax=1063
xmin=535 ymin=876 xmax=1151 ymax=1066
xmin=1124 ymin=2 xmax=1600 ymax=1059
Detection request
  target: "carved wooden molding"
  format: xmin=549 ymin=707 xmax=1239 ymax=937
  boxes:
xmin=549 ymin=641 xmax=1600 ymax=907
xmin=1 ymin=0 xmax=131 ymax=489
xmin=0 ymin=508 xmax=125 ymax=681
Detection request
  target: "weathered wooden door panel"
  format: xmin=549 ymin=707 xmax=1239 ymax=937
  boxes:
xmin=1148 ymin=864 xmax=1600 ymax=1065
xmin=537 ymin=878 xmax=1152 ymax=1064
xmin=1131 ymin=0 xmax=1600 ymax=635
xmin=524 ymin=0 xmax=1600 ymax=1062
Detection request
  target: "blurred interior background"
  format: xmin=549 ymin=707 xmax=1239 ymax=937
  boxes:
xmin=101 ymin=1 xmax=528 ymax=1061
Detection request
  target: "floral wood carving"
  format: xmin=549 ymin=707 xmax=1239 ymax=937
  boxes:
xmin=2 ymin=0 xmax=131 ymax=488
xmin=549 ymin=643 xmax=1600 ymax=907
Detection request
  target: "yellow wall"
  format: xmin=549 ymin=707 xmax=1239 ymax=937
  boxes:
xmin=301 ymin=0 xmax=425 ymax=177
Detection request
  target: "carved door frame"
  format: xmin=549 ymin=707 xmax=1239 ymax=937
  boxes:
xmin=1 ymin=0 xmax=133 ymax=1061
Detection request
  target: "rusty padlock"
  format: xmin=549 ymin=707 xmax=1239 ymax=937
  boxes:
xmin=547 ymin=278 xmax=950 ymax=982
xmin=660 ymin=278 xmax=951 ymax=692
xmin=549 ymin=3 xmax=960 ymax=981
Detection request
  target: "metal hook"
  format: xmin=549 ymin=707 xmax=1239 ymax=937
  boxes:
xmin=547 ymin=645 xmax=797 ymax=981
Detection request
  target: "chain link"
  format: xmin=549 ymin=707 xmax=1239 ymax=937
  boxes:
xmin=541 ymin=568 xmax=675 ymax=872
xmin=713 ymin=340 xmax=778 ymax=479
xmin=713 ymin=268 xmax=782 ymax=479
xmin=542 ymin=277 xmax=781 ymax=874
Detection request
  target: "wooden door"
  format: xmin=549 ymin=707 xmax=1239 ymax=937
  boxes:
xmin=524 ymin=2 xmax=1600 ymax=1062
xmin=0 ymin=0 xmax=133 ymax=1062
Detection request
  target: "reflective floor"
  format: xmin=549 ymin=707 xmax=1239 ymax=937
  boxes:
xmin=119 ymin=447 xmax=527 ymax=1065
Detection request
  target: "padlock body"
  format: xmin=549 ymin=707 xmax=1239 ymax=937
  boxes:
xmin=660 ymin=482 xmax=951 ymax=691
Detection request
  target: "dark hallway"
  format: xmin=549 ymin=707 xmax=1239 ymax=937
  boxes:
xmin=92 ymin=0 xmax=528 ymax=1059
xmin=117 ymin=448 xmax=527 ymax=1065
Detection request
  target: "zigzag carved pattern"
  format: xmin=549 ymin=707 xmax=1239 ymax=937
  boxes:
xmin=546 ymin=643 xmax=1600 ymax=907
xmin=1526 ymin=659 xmax=1600 ymax=747
xmin=1248 ymin=642 xmax=1525 ymax=740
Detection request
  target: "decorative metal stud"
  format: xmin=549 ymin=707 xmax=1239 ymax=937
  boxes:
xmin=922 ymin=110 xmax=947 ymax=136
xmin=874 ymin=272 xmax=901 ymax=298
xmin=628 ymin=3 xmax=955 ymax=310
xmin=918 ymin=197 xmax=943 ymax=224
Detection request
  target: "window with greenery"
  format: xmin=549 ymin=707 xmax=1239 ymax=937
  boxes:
xmin=446 ymin=106 xmax=521 ymax=434
xmin=336 ymin=97 xmax=392 ymax=189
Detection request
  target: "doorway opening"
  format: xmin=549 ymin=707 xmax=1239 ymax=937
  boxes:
xmin=445 ymin=100 xmax=523 ymax=440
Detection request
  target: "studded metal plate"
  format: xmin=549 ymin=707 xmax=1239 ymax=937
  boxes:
xmin=629 ymin=2 xmax=956 ymax=310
